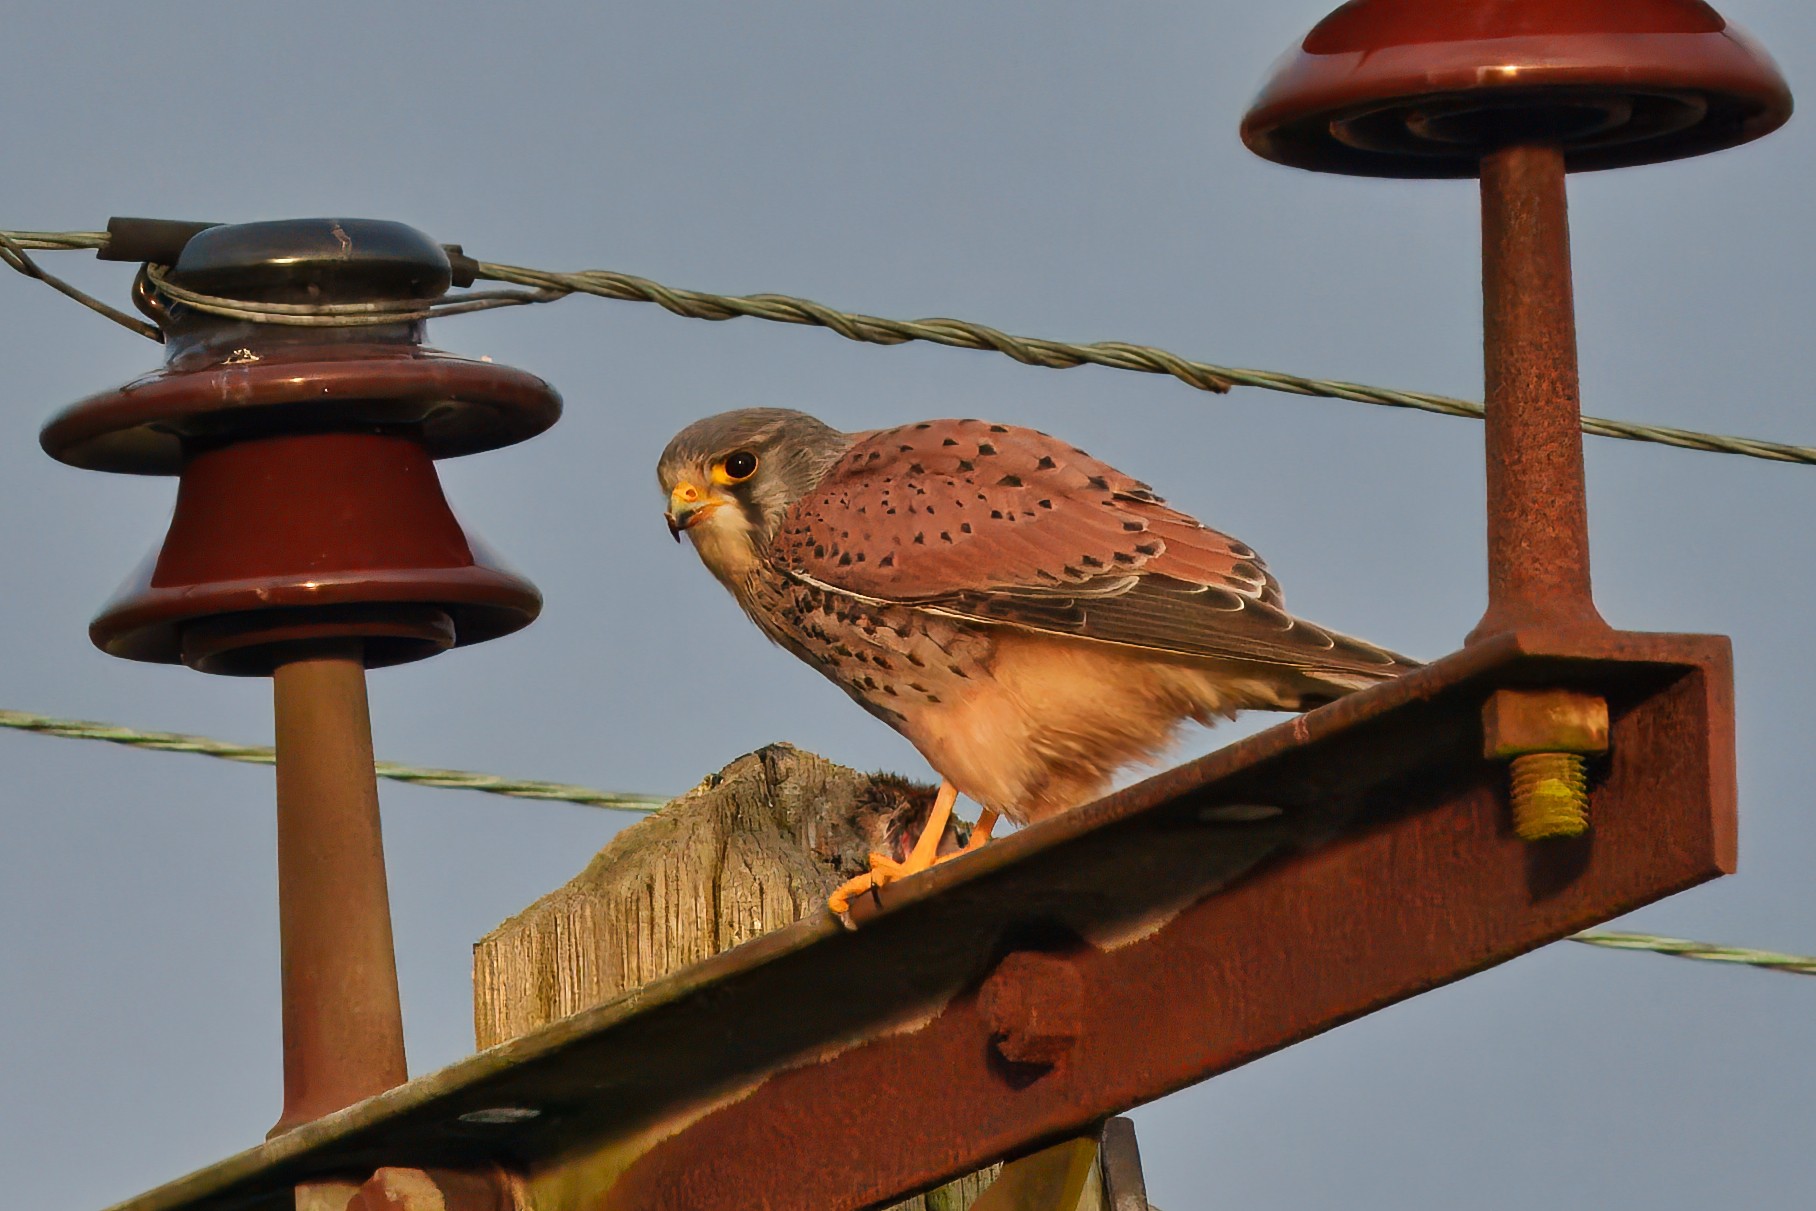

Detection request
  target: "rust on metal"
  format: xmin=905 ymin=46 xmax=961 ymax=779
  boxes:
xmin=291 ymin=1166 xmax=518 ymax=1211
xmin=1236 ymin=2 xmax=1783 ymax=860
xmin=348 ymin=1167 xmax=520 ymax=1211
xmin=71 ymin=4 xmax=1785 ymax=1200
xmin=1239 ymin=0 xmax=1788 ymax=640
xmin=977 ymin=951 xmax=1084 ymax=1068
xmin=1483 ymin=688 xmax=1610 ymax=758
xmin=93 ymin=628 xmax=1735 ymax=1211
xmin=1469 ymin=141 xmax=1608 ymax=641
xmin=1483 ymin=687 xmax=1605 ymax=844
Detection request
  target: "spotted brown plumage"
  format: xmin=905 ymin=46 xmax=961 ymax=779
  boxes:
xmin=658 ymin=408 xmax=1418 ymax=913
xmin=774 ymin=418 xmax=1410 ymax=696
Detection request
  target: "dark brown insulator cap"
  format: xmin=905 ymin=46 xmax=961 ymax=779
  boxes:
xmin=170 ymin=217 xmax=453 ymax=302
xmin=1242 ymin=0 xmax=1792 ymax=177
xmin=40 ymin=217 xmax=562 ymax=474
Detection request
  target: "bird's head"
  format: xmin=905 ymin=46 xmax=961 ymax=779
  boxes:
xmin=657 ymin=408 xmax=851 ymax=583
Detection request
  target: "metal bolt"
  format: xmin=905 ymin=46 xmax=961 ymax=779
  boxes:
xmin=1482 ymin=688 xmax=1608 ymax=841
xmin=1508 ymin=751 xmax=1589 ymax=840
xmin=977 ymin=951 xmax=1083 ymax=1068
xmin=352 ymin=1169 xmax=447 ymax=1211
xmin=341 ymin=1166 xmax=520 ymax=1211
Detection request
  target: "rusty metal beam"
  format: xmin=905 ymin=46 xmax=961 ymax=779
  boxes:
xmin=98 ymin=627 xmax=1732 ymax=1211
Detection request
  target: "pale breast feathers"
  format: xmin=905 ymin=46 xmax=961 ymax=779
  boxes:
xmin=769 ymin=419 xmax=1404 ymax=678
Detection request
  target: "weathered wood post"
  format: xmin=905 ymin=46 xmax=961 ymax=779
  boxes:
xmin=478 ymin=743 xmax=1177 ymax=1209
xmin=474 ymin=742 xmax=1162 ymax=1209
xmin=474 ymin=743 xmax=1003 ymax=1209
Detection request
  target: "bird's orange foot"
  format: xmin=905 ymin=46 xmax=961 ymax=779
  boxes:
xmin=827 ymin=853 xmax=911 ymax=915
xmin=827 ymin=781 xmax=961 ymax=916
xmin=932 ymin=808 xmax=998 ymax=867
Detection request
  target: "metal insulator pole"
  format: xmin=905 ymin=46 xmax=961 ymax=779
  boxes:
xmin=269 ymin=641 xmax=408 ymax=1135
xmin=1468 ymin=141 xmax=1609 ymax=642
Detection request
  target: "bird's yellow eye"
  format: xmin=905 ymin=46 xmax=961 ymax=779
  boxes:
xmin=714 ymin=450 xmax=759 ymax=484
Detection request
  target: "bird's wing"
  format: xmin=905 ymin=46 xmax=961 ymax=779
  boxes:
xmin=772 ymin=418 xmax=1414 ymax=681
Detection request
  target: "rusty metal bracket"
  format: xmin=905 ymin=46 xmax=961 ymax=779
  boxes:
xmin=97 ymin=626 xmax=1731 ymax=1211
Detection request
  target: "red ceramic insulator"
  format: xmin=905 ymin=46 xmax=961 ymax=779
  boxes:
xmin=42 ymin=343 xmax=562 ymax=475
xmin=1241 ymin=0 xmax=1792 ymax=178
xmin=91 ymin=431 xmax=541 ymax=674
xmin=40 ymin=218 xmax=561 ymax=675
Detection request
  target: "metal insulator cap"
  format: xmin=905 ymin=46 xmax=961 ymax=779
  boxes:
xmin=1241 ymin=0 xmax=1793 ymax=178
xmin=40 ymin=216 xmax=560 ymax=475
xmin=169 ymin=217 xmax=453 ymax=303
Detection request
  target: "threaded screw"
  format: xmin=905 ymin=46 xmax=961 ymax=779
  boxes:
xmin=1509 ymin=751 xmax=1589 ymax=840
xmin=1482 ymin=689 xmax=1607 ymax=843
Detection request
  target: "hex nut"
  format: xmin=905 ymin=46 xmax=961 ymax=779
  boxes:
xmin=1482 ymin=689 xmax=1609 ymax=760
xmin=978 ymin=951 xmax=1084 ymax=1067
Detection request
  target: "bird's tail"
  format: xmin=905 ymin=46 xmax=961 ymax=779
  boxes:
xmin=1275 ymin=622 xmax=1421 ymax=708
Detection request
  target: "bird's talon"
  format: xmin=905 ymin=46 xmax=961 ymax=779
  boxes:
xmin=825 ymin=794 xmax=964 ymax=918
xmin=827 ymin=872 xmax=878 ymax=916
xmin=827 ymin=860 xmax=901 ymax=916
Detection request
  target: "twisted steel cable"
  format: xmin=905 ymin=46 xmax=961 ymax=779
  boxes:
xmin=0 ymin=230 xmax=161 ymax=339
xmin=0 ymin=709 xmax=666 ymax=812
xmin=1569 ymin=930 xmax=1816 ymax=976
xmin=3 ymin=707 xmax=1812 ymax=977
xmin=4 ymin=228 xmax=1814 ymax=465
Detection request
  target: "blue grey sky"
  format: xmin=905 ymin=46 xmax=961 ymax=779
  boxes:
xmin=3 ymin=3 xmax=1811 ymax=1208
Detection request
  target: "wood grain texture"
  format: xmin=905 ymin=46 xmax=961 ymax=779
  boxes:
xmin=472 ymin=742 xmax=999 ymax=1210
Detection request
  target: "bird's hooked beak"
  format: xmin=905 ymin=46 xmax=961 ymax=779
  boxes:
xmin=665 ymin=481 xmax=718 ymax=541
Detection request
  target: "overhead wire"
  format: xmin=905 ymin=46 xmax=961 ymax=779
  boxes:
xmin=4 ymin=227 xmax=1814 ymax=465
xmin=0 ymin=709 xmax=667 ymax=812
xmin=1569 ymin=930 xmax=1816 ymax=977
xmin=0 ymin=230 xmax=162 ymax=340
xmin=1 ymin=706 xmax=1809 ymax=977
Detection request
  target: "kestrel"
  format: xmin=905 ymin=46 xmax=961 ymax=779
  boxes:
xmin=658 ymin=408 xmax=1416 ymax=914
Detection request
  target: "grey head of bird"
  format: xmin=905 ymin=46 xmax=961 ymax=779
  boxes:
xmin=657 ymin=407 xmax=852 ymax=586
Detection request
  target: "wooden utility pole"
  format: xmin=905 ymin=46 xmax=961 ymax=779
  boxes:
xmin=474 ymin=744 xmax=1003 ymax=1210
xmin=474 ymin=744 xmax=1160 ymax=1209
